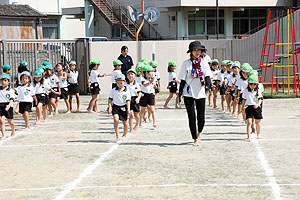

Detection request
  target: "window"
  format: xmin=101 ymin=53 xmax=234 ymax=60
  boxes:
xmin=188 ymin=9 xmax=224 ymax=36
xmin=233 ymin=9 xmax=267 ymax=35
xmin=42 ymin=19 xmax=58 ymax=39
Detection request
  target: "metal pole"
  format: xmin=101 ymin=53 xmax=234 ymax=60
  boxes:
xmin=136 ymin=0 xmax=144 ymax=41
xmin=216 ymin=0 xmax=219 ymax=39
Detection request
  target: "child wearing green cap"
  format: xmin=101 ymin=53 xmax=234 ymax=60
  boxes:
xmin=56 ymin=63 xmax=71 ymax=114
xmin=227 ymin=62 xmax=240 ymax=115
xmin=108 ymin=74 xmax=131 ymax=142
xmin=242 ymin=74 xmax=263 ymax=142
xmin=210 ymin=60 xmax=220 ymax=108
xmin=0 ymin=74 xmax=15 ymax=140
xmin=217 ymin=61 xmax=230 ymax=112
xmin=110 ymin=59 xmax=123 ymax=89
xmin=164 ymin=61 xmax=180 ymax=109
xmin=45 ymin=64 xmax=60 ymax=116
xmin=135 ymin=62 xmax=144 ymax=86
xmin=67 ymin=61 xmax=80 ymax=112
xmin=2 ymin=64 xmax=11 ymax=75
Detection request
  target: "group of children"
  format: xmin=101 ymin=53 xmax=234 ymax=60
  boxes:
xmin=0 ymin=60 xmax=80 ymax=140
xmin=207 ymin=59 xmax=264 ymax=141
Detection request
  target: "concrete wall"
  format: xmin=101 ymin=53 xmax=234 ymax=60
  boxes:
xmin=89 ymin=40 xmax=228 ymax=94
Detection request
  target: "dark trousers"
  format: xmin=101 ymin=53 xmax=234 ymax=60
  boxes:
xmin=184 ymin=96 xmax=206 ymax=139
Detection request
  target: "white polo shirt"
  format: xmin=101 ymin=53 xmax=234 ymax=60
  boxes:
xmin=125 ymin=81 xmax=141 ymax=97
xmin=211 ymin=69 xmax=219 ymax=81
xmin=31 ymin=82 xmax=45 ymax=94
xmin=111 ymin=70 xmax=122 ymax=84
xmin=109 ymin=87 xmax=131 ymax=106
xmin=90 ymin=70 xmax=99 ymax=83
xmin=237 ymin=78 xmax=248 ymax=92
xmin=135 ymin=76 xmax=142 ymax=86
xmin=0 ymin=87 xmax=15 ymax=103
xmin=217 ymin=71 xmax=231 ymax=86
xmin=49 ymin=74 xmax=59 ymax=88
xmin=58 ymin=75 xmax=68 ymax=88
xmin=178 ymin=58 xmax=212 ymax=99
xmin=242 ymin=88 xmax=263 ymax=106
xmin=168 ymin=72 xmax=177 ymax=83
xmin=228 ymin=74 xmax=240 ymax=90
xmin=43 ymin=78 xmax=51 ymax=93
xmin=140 ymin=77 xmax=155 ymax=94
xmin=68 ymin=71 xmax=78 ymax=84
xmin=153 ymin=69 xmax=160 ymax=85
xmin=17 ymin=85 xmax=35 ymax=102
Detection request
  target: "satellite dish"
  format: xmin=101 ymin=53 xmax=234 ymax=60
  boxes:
xmin=144 ymin=7 xmax=160 ymax=23
xmin=127 ymin=5 xmax=137 ymax=22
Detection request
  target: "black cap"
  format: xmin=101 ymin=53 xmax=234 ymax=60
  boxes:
xmin=187 ymin=41 xmax=205 ymax=53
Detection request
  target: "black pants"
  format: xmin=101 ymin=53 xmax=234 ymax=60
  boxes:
xmin=184 ymin=96 xmax=206 ymax=140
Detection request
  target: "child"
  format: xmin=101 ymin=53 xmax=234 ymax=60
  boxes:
xmin=150 ymin=61 xmax=161 ymax=103
xmin=139 ymin=65 xmax=157 ymax=128
xmin=242 ymin=73 xmax=263 ymax=142
xmin=46 ymin=64 xmax=60 ymax=116
xmin=17 ymin=61 xmax=29 ymax=86
xmin=17 ymin=71 xmax=35 ymax=130
xmin=227 ymin=61 xmax=240 ymax=116
xmin=210 ymin=59 xmax=219 ymax=108
xmin=111 ymin=59 xmax=123 ymax=89
xmin=135 ymin=62 xmax=144 ymax=86
xmin=87 ymin=60 xmax=105 ymax=113
xmin=108 ymin=74 xmax=131 ymax=142
xmin=0 ymin=74 xmax=15 ymax=140
xmin=164 ymin=60 xmax=180 ymax=109
xmin=67 ymin=61 xmax=80 ymax=112
xmin=125 ymin=69 xmax=142 ymax=133
xmin=32 ymin=68 xmax=46 ymax=124
xmin=2 ymin=64 xmax=11 ymax=75
xmin=236 ymin=63 xmax=252 ymax=119
xmin=217 ymin=60 xmax=230 ymax=112
xmin=56 ymin=63 xmax=71 ymax=113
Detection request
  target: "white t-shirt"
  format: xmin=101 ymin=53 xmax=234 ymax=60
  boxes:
xmin=109 ymin=87 xmax=131 ymax=106
xmin=211 ymin=69 xmax=219 ymax=81
xmin=43 ymin=78 xmax=51 ymax=93
xmin=178 ymin=58 xmax=212 ymax=99
xmin=111 ymin=70 xmax=122 ymax=84
xmin=125 ymin=81 xmax=141 ymax=97
xmin=0 ymin=87 xmax=15 ymax=103
xmin=168 ymin=72 xmax=177 ymax=83
xmin=237 ymin=78 xmax=248 ymax=92
xmin=17 ymin=85 xmax=35 ymax=102
xmin=68 ymin=71 xmax=78 ymax=84
xmin=140 ymin=77 xmax=155 ymax=94
xmin=49 ymin=74 xmax=60 ymax=88
xmin=228 ymin=74 xmax=239 ymax=90
xmin=217 ymin=71 xmax=231 ymax=86
xmin=242 ymin=88 xmax=263 ymax=106
xmin=203 ymin=55 xmax=211 ymax=65
xmin=58 ymin=74 xmax=68 ymax=88
xmin=258 ymin=83 xmax=264 ymax=93
xmin=135 ymin=76 xmax=142 ymax=86
xmin=153 ymin=69 xmax=160 ymax=85
xmin=90 ymin=70 xmax=99 ymax=83
xmin=31 ymin=82 xmax=46 ymax=94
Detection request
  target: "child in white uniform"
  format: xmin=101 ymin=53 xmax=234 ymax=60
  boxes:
xmin=164 ymin=60 xmax=180 ymax=109
xmin=56 ymin=63 xmax=71 ymax=113
xmin=32 ymin=68 xmax=46 ymax=124
xmin=67 ymin=61 xmax=80 ymax=112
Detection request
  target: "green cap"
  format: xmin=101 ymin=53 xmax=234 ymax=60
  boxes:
xmin=168 ymin=60 xmax=177 ymax=66
xmin=0 ymin=73 xmax=11 ymax=80
xmin=20 ymin=60 xmax=28 ymax=66
xmin=248 ymin=75 xmax=259 ymax=83
xmin=150 ymin=60 xmax=158 ymax=67
xmin=21 ymin=71 xmax=31 ymax=77
xmin=38 ymin=65 xmax=46 ymax=70
xmin=242 ymin=63 xmax=253 ymax=72
xmin=127 ymin=69 xmax=137 ymax=75
xmin=211 ymin=59 xmax=219 ymax=65
xmin=143 ymin=65 xmax=154 ymax=72
xmin=113 ymin=59 xmax=123 ymax=66
xmin=141 ymin=58 xmax=149 ymax=65
xmin=43 ymin=61 xmax=50 ymax=66
xmin=89 ymin=60 xmax=100 ymax=65
xmin=231 ymin=61 xmax=241 ymax=69
xmin=2 ymin=64 xmax=11 ymax=70
xmin=69 ymin=61 xmax=76 ymax=65
xmin=221 ymin=60 xmax=229 ymax=65
xmin=249 ymin=70 xmax=258 ymax=77
xmin=226 ymin=60 xmax=233 ymax=65
xmin=115 ymin=74 xmax=126 ymax=81
xmin=45 ymin=64 xmax=53 ymax=70
xmin=34 ymin=69 xmax=43 ymax=77
xmin=135 ymin=62 xmax=144 ymax=75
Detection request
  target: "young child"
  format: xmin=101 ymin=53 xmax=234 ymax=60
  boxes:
xmin=217 ymin=60 xmax=230 ymax=112
xmin=0 ymin=74 xmax=15 ymax=140
xmin=139 ymin=65 xmax=157 ymax=128
xmin=108 ymin=74 xmax=131 ymax=142
xmin=2 ymin=64 xmax=11 ymax=75
xmin=227 ymin=61 xmax=240 ymax=116
xmin=125 ymin=69 xmax=142 ymax=133
xmin=150 ymin=61 xmax=161 ymax=105
xmin=242 ymin=73 xmax=263 ymax=142
xmin=45 ymin=64 xmax=60 ymax=116
xmin=111 ymin=59 xmax=123 ymax=89
xmin=67 ymin=61 xmax=80 ymax=112
xmin=236 ymin=63 xmax=252 ymax=119
xmin=87 ymin=60 xmax=105 ymax=113
xmin=17 ymin=71 xmax=35 ymax=130
xmin=15 ymin=61 xmax=29 ymax=114
xmin=56 ymin=63 xmax=71 ymax=113
xmin=135 ymin=62 xmax=144 ymax=86
xmin=164 ymin=60 xmax=180 ymax=109
xmin=210 ymin=59 xmax=219 ymax=108
xmin=32 ymin=68 xmax=46 ymax=125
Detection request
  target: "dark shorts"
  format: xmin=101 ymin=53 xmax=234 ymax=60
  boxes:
xmin=34 ymin=93 xmax=46 ymax=107
xmin=19 ymin=102 xmax=32 ymax=114
xmin=112 ymin=104 xmax=128 ymax=121
xmin=245 ymin=105 xmax=263 ymax=120
xmin=45 ymin=94 xmax=50 ymax=105
xmin=219 ymin=85 xmax=226 ymax=95
xmin=130 ymin=96 xmax=140 ymax=112
xmin=230 ymin=90 xmax=236 ymax=101
xmin=0 ymin=103 xmax=13 ymax=119
xmin=213 ymin=80 xmax=218 ymax=88
xmin=238 ymin=92 xmax=243 ymax=105
xmin=49 ymin=87 xmax=59 ymax=99
xmin=140 ymin=93 xmax=155 ymax=107
xmin=60 ymin=88 xmax=68 ymax=99
xmin=155 ymin=88 xmax=160 ymax=94
xmin=90 ymin=82 xmax=100 ymax=95
xmin=68 ymin=83 xmax=80 ymax=94
xmin=169 ymin=81 xmax=178 ymax=93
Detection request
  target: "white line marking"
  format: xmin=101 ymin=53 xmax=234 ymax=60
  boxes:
xmin=0 ymin=143 xmax=114 ymax=148
xmin=3 ymin=183 xmax=300 ymax=192
xmin=0 ymin=130 xmax=26 ymax=146
xmin=252 ymin=139 xmax=282 ymax=200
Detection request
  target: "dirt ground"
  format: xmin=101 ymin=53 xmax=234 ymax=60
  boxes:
xmin=0 ymin=94 xmax=299 ymax=200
